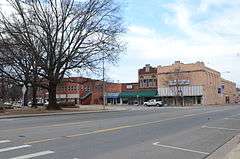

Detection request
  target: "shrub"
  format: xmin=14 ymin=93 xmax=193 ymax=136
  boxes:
xmin=57 ymin=102 xmax=77 ymax=108
xmin=0 ymin=107 xmax=5 ymax=113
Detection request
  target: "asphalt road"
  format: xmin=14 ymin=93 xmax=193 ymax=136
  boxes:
xmin=1 ymin=105 xmax=240 ymax=159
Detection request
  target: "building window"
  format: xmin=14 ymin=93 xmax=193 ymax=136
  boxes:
xmin=218 ymin=88 xmax=221 ymax=94
xmin=126 ymin=85 xmax=133 ymax=89
xmin=145 ymin=67 xmax=150 ymax=72
xmin=149 ymin=79 xmax=153 ymax=87
xmin=140 ymin=79 xmax=144 ymax=88
xmin=197 ymin=97 xmax=201 ymax=104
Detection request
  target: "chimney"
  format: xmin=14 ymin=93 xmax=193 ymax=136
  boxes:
xmin=196 ymin=61 xmax=205 ymax=66
xmin=174 ymin=61 xmax=181 ymax=64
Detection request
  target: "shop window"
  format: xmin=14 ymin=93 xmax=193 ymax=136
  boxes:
xmin=218 ymin=88 xmax=221 ymax=94
xmin=197 ymin=97 xmax=201 ymax=104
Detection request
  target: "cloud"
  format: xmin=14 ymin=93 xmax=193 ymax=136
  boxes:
xmin=124 ymin=0 xmax=240 ymax=60
xmin=121 ymin=0 xmax=240 ymax=83
xmin=128 ymin=26 xmax=155 ymax=36
xmin=199 ymin=0 xmax=240 ymax=12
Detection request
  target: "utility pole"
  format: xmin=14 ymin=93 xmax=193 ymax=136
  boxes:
xmin=102 ymin=52 xmax=106 ymax=109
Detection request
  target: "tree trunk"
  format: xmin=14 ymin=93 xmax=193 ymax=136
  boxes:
xmin=31 ymin=85 xmax=38 ymax=108
xmin=23 ymin=87 xmax=28 ymax=106
xmin=47 ymin=81 xmax=61 ymax=110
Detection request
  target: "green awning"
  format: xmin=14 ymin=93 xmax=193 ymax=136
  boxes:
xmin=119 ymin=90 xmax=157 ymax=98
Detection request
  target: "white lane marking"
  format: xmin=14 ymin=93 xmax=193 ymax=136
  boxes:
xmin=183 ymin=114 xmax=195 ymax=117
xmin=0 ymin=120 xmax=93 ymax=133
xmin=65 ymin=108 xmax=239 ymax=138
xmin=153 ymin=142 xmax=210 ymax=155
xmin=224 ymin=117 xmax=240 ymax=120
xmin=229 ymin=113 xmax=240 ymax=118
xmin=0 ymin=140 xmax=11 ymax=144
xmin=201 ymin=125 xmax=240 ymax=131
xmin=9 ymin=150 xmax=55 ymax=159
xmin=0 ymin=145 xmax=31 ymax=153
xmin=0 ymin=119 xmax=14 ymax=122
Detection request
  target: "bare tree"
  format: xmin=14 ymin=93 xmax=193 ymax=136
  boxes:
xmin=0 ymin=0 xmax=124 ymax=109
xmin=0 ymin=39 xmax=41 ymax=107
xmin=162 ymin=66 xmax=189 ymax=106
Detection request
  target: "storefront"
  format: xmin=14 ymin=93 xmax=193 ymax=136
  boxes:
xmin=105 ymin=93 xmax=121 ymax=105
xmin=119 ymin=90 xmax=158 ymax=105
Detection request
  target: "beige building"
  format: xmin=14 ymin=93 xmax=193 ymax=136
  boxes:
xmin=237 ymin=88 xmax=240 ymax=104
xmin=157 ymin=61 xmax=237 ymax=106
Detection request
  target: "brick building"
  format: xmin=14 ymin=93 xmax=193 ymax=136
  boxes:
xmin=37 ymin=62 xmax=237 ymax=106
xmin=38 ymin=77 xmax=122 ymax=105
xmin=119 ymin=64 xmax=158 ymax=105
xmin=157 ymin=61 xmax=237 ymax=106
xmin=237 ymin=88 xmax=240 ymax=104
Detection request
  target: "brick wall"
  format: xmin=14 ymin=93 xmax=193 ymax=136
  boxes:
xmin=157 ymin=61 xmax=237 ymax=105
xmin=138 ymin=64 xmax=157 ymax=89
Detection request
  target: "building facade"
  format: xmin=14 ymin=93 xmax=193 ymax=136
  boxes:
xmin=37 ymin=62 xmax=238 ymax=106
xmin=236 ymin=88 xmax=240 ymax=104
xmin=37 ymin=77 xmax=122 ymax=105
xmin=157 ymin=61 xmax=237 ymax=106
xmin=118 ymin=64 xmax=158 ymax=105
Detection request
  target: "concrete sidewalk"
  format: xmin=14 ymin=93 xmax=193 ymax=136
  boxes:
xmin=225 ymin=143 xmax=240 ymax=159
xmin=207 ymin=135 xmax=240 ymax=159
xmin=0 ymin=105 xmax=126 ymax=119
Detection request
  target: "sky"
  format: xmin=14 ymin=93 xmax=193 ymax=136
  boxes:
xmin=1 ymin=0 xmax=240 ymax=86
xmin=107 ymin=0 xmax=240 ymax=86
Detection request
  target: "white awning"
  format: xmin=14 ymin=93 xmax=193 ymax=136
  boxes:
xmin=158 ymin=85 xmax=203 ymax=96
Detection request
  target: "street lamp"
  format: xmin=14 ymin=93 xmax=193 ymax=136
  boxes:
xmin=102 ymin=52 xmax=106 ymax=110
xmin=21 ymin=83 xmax=31 ymax=107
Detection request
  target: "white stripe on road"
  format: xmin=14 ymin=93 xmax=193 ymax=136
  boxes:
xmin=153 ymin=142 xmax=210 ymax=155
xmin=9 ymin=150 xmax=55 ymax=159
xmin=229 ymin=113 xmax=240 ymax=118
xmin=224 ymin=117 xmax=240 ymax=120
xmin=0 ymin=140 xmax=11 ymax=144
xmin=202 ymin=125 xmax=240 ymax=131
xmin=0 ymin=145 xmax=31 ymax=153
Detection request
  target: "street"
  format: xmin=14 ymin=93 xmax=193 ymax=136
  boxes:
xmin=0 ymin=105 xmax=240 ymax=159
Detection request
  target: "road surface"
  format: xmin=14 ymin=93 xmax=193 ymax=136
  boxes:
xmin=1 ymin=105 xmax=240 ymax=159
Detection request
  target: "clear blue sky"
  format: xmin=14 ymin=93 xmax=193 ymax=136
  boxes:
xmin=108 ymin=0 xmax=240 ymax=86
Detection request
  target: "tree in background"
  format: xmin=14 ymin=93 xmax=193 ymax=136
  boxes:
xmin=162 ymin=66 xmax=189 ymax=106
xmin=0 ymin=0 xmax=124 ymax=109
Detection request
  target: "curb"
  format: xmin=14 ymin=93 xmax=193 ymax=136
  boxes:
xmin=206 ymin=135 xmax=240 ymax=159
xmin=0 ymin=109 xmax=123 ymax=119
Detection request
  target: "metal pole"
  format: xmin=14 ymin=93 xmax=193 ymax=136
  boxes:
xmin=102 ymin=52 xmax=106 ymax=109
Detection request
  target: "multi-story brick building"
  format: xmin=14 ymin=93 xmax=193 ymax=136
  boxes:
xmin=157 ymin=61 xmax=237 ymax=106
xmin=37 ymin=62 xmax=238 ymax=106
xmin=38 ymin=77 xmax=122 ymax=105
xmin=237 ymin=88 xmax=240 ymax=104
xmin=119 ymin=64 xmax=158 ymax=105
xmin=221 ymin=79 xmax=238 ymax=104
xmin=139 ymin=64 xmax=157 ymax=89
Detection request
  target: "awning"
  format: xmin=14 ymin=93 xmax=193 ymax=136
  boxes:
xmin=106 ymin=92 xmax=120 ymax=99
xmin=119 ymin=90 xmax=157 ymax=98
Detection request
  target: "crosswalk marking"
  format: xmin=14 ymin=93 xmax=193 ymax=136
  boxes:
xmin=9 ymin=150 xmax=55 ymax=159
xmin=0 ymin=140 xmax=11 ymax=144
xmin=0 ymin=145 xmax=31 ymax=153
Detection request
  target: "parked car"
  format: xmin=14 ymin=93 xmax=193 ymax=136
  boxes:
xmin=3 ymin=102 xmax=12 ymax=106
xmin=143 ymin=99 xmax=163 ymax=107
xmin=44 ymin=101 xmax=49 ymax=106
xmin=3 ymin=102 xmax=13 ymax=109
xmin=12 ymin=101 xmax=22 ymax=108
